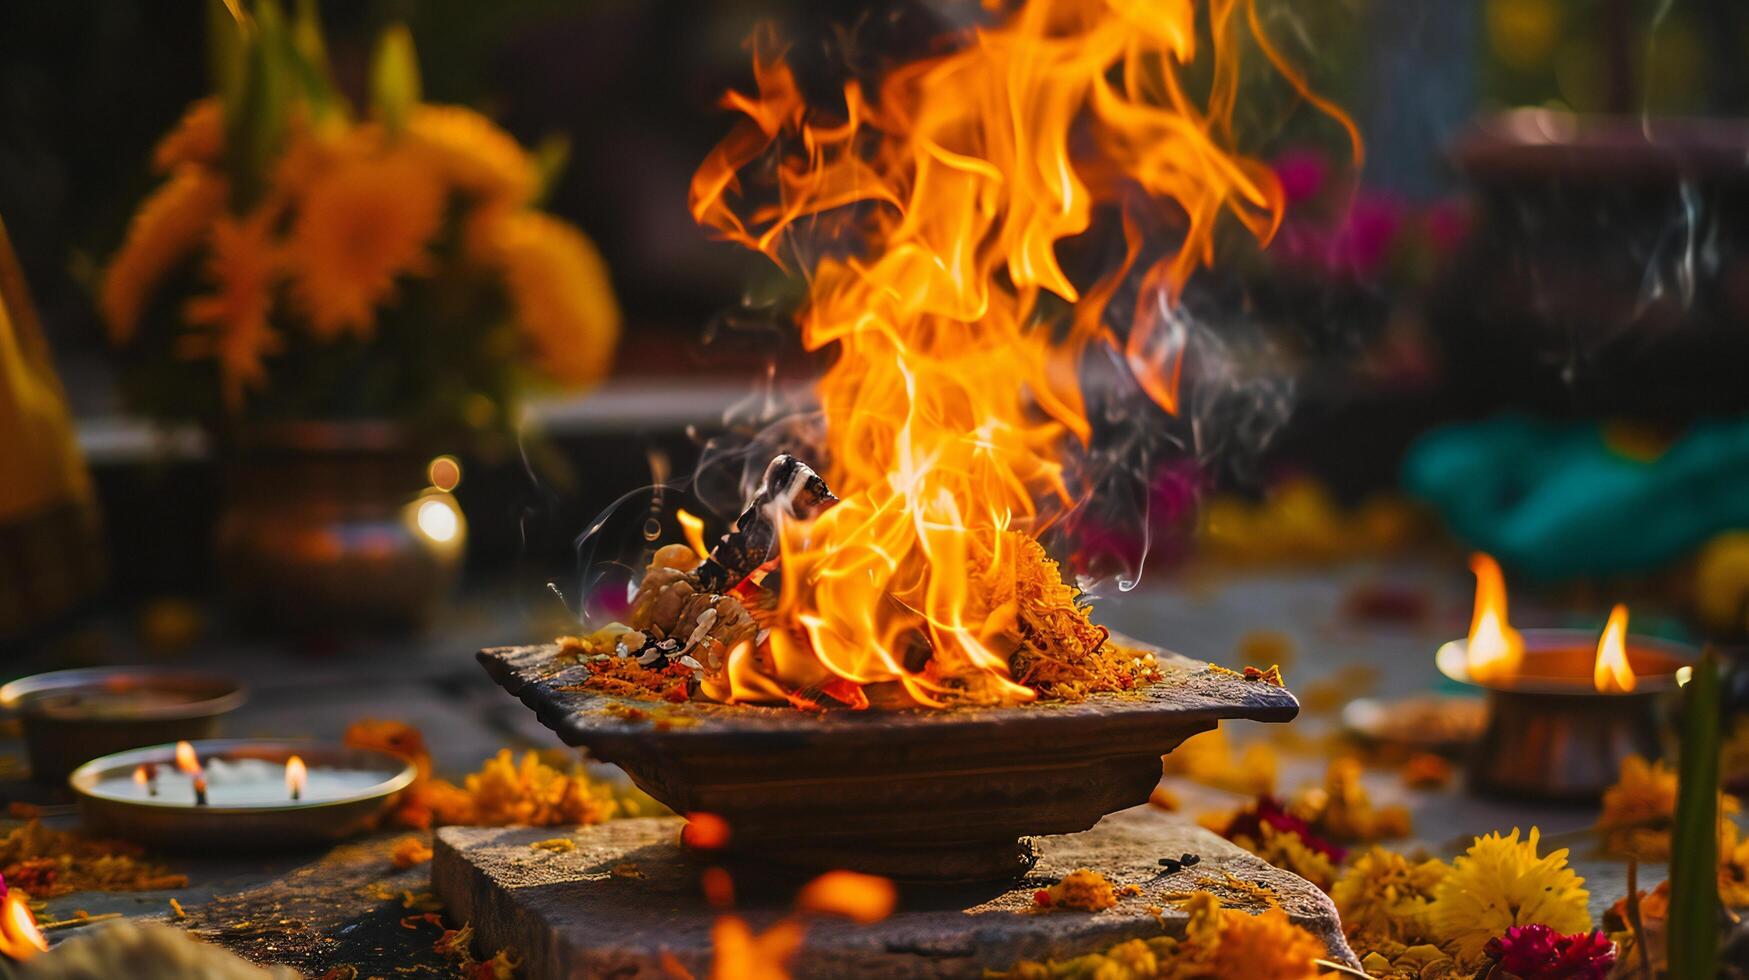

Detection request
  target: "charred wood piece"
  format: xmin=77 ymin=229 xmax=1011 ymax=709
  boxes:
xmin=695 ymin=454 xmax=836 ymax=592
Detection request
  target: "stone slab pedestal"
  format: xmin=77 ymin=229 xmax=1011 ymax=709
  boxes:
xmin=433 ymin=810 xmax=1356 ymax=978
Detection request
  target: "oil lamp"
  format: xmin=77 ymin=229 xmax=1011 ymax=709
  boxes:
xmin=70 ymin=739 xmax=414 ymax=850
xmin=1437 ymin=555 xmax=1694 ymax=801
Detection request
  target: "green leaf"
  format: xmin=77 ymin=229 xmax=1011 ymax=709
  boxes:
xmin=370 ymin=24 xmax=422 ymax=136
xmin=286 ymin=0 xmax=345 ymax=122
xmin=1668 ymin=648 xmax=1722 ymax=980
xmin=206 ymin=0 xmax=248 ymax=110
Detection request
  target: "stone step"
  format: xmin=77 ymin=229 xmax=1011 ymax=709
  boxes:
xmin=433 ymin=810 xmax=1356 ymax=979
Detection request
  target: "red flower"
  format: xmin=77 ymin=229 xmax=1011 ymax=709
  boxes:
xmin=1483 ymin=924 xmax=1615 ymax=980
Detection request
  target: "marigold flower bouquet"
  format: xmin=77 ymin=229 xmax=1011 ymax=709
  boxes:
xmin=100 ymin=3 xmax=618 ymax=440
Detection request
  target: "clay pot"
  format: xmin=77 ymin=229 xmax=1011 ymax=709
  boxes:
xmin=214 ymin=421 xmax=464 ymax=631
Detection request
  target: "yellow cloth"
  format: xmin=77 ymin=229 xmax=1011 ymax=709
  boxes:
xmin=0 ymin=213 xmax=91 ymax=522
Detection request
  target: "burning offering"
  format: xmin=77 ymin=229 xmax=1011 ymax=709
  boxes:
xmin=1435 ymin=554 xmax=1696 ymax=801
xmin=69 ymin=739 xmax=415 ymax=850
xmin=482 ymin=0 xmax=1359 ymax=878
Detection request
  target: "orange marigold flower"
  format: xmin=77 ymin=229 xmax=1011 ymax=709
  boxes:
xmin=489 ymin=211 xmax=620 ymax=386
xmin=1041 ymin=868 xmax=1117 ymax=911
xmin=1209 ymin=906 xmax=1328 ymax=980
xmin=153 ymin=97 xmax=225 ymax=173
xmin=180 ymin=211 xmax=284 ymax=409
xmin=286 ymin=145 xmax=443 ymax=338
xmin=391 ymin=836 xmax=434 ymax=869
xmin=101 ymin=166 xmax=229 ymax=343
xmin=408 ymin=104 xmax=536 ymax=206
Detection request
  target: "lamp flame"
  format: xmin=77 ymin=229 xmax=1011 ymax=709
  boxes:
xmin=0 ymin=892 xmax=47 ymax=961
xmin=1594 ymin=603 xmax=1636 ymax=693
xmin=690 ymin=0 xmax=1358 ymax=705
xmin=1465 ymin=553 xmax=1524 ymax=684
xmin=285 ymin=754 xmax=307 ymax=801
xmin=174 ymin=740 xmax=202 ymax=776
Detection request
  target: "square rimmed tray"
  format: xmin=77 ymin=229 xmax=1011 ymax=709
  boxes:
xmin=479 ymin=641 xmax=1296 ymax=882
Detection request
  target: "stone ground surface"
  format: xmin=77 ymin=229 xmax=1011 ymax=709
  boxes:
xmin=434 ymin=811 xmax=1359 ymax=979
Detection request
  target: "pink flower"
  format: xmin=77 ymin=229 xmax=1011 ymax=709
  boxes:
xmin=1422 ymin=198 xmax=1473 ymax=257
xmin=1483 ymin=925 xmax=1616 ymax=980
xmin=1272 ymin=148 xmax=1329 ymax=204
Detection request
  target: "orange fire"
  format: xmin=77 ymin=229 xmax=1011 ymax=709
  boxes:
xmin=174 ymin=740 xmax=202 ymax=775
xmin=692 ymin=0 xmax=1355 ymax=705
xmin=1465 ymin=553 xmax=1523 ymax=684
xmin=677 ymin=508 xmax=712 ymax=561
xmin=286 ymin=754 xmax=308 ymax=800
xmin=1594 ymin=603 xmax=1636 ymax=693
xmin=0 ymin=892 xmax=47 ymax=961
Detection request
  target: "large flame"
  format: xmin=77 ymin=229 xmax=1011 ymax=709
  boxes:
xmin=1465 ymin=553 xmax=1523 ymax=684
xmin=692 ymin=0 xmax=1355 ymax=704
xmin=1594 ymin=603 xmax=1636 ymax=693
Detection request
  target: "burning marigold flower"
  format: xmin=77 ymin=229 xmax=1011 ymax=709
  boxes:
xmin=180 ymin=211 xmax=285 ymax=409
xmin=152 ymin=96 xmax=225 ymax=173
xmin=1331 ymin=846 xmax=1448 ymax=945
xmin=795 ymin=870 xmax=896 ymax=923
xmin=408 ymin=105 xmax=536 ymax=207
xmin=286 ymin=144 xmax=444 ymax=338
xmin=1482 ymin=924 xmax=1615 ymax=980
xmin=489 ymin=210 xmax=621 ymax=387
xmin=100 ymin=166 xmax=229 ymax=342
xmin=1428 ymin=828 xmax=1590 ymax=962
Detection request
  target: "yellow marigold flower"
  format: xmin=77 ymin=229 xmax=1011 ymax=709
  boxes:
xmin=179 ymin=211 xmax=284 ymax=409
xmin=1598 ymin=755 xmax=1676 ymax=858
xmin=1427 ymin=827 xmax=1589 ymax=962
xmin=1232 ymin=823 xmax=1336 ymax=892
xmin=1598 ymin=754 xmax=1738 ymax=859
xmin=1208 ymin=906 xmax=1327 ymax=980
xmin=408 ymin=104 xmax=536 ymax=206
xmin=1331 ymin=846 xmax=1447 ymax=945
xmin=1161 ymin=727 xmax=1277 ymax=796
xmin=462 ymin=749 xmax=618 ymax=827
xmin=152 ymin=97 xmax=225 ymax=173
xmin=490 ymin=211 xmax=620 ymax=386
xmin=1719 ymin=820 xmax=1749 ymax=908
xmin=286 ymin=145 xmax=444 ymax=337
xmin=101 ymin=166 xmax=229 ymax=343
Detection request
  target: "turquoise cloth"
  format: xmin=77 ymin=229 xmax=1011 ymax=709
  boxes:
xmin=1402 ymin=415 xmax=1749 ymax=580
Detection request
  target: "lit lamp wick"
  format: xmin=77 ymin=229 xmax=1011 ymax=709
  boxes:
xmin=175 ymin=740 xmax=207 ymax=806
xmin=285 ymin=755 xmax=307 ymax=802
xmin=133 ymin=763 xmax=159 ymax=797
xmin=1594 ymin=604 xmax=1637 ymax=693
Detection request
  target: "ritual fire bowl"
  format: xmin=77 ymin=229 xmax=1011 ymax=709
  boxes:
xmin=479 ymin=641 xmax=1298 ymax=882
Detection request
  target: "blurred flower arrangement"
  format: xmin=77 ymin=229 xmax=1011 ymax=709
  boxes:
xmin=100 ymin=1 xmax=618 ymax=441
xmin=1266 ymin=146 xmax=1471 ymax=292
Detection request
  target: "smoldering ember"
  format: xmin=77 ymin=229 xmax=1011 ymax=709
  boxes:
xmin=4 ymin=1 xmax=1749 ymax=978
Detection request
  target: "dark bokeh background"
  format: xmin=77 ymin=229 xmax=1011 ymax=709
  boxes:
xmin=5 ymin=0 xmax=1748 ymax=603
